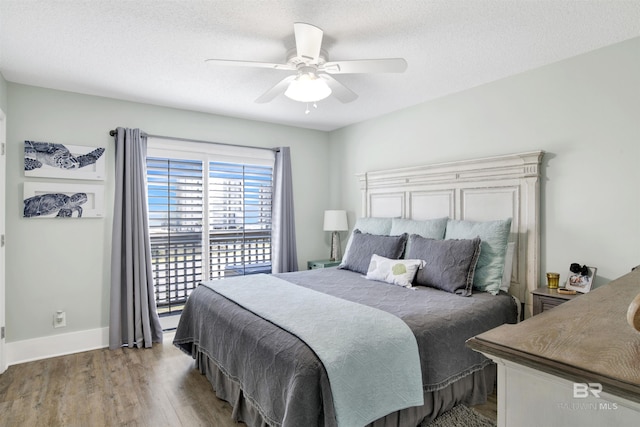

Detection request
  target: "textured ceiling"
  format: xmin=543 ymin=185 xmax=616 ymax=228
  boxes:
xmin=1 ymin=1 xmax=639 ymax=131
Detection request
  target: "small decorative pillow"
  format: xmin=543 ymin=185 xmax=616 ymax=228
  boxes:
xmin=366 ymin=254 xmax=425 ymax=288
xmin=405 ymin=234 xmax=482 ymax=296
xmin=339 ymin=230 xmax=408 ymax=275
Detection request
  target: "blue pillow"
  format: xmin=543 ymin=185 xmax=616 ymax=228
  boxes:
xmin=352 ymin=217 xmax=393 ymax=235
xmin=444 ymin=218 xmax=512 ymax=295
xmin=390 ymin=218 xmax=448 ymax=240
xmin=390 ymin=217 xmax=448 ymax=256
xmin=343 ymin=217 xmax=394 ymax=257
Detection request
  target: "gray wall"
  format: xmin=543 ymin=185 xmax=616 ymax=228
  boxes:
xmin=330 ymin=37 xmax=640 ymax=288
xmin=5 ymin=84 xmax=330 ymax=342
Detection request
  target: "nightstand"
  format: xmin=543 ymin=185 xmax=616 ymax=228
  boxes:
xmin=307 ymin=259 xmax=341 ymax=270
xmin=531 ymin=287 xmax=582 ymax=315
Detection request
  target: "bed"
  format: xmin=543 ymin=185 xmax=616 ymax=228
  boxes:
xmin=174 ymin=151 xmax=544 ymax=427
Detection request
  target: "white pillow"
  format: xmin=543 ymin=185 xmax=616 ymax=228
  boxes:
xmin=365 ymin=254 xmax=425 ymax=288
xmin=499 ymin=242 xmax=515 ymax=293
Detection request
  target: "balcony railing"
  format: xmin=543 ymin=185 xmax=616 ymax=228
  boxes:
xmin=150 ymin=230 xmax=271 ymax=315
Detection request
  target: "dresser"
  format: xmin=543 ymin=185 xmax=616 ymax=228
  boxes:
xmin=467 ymin=269 xmax=640 ymax=427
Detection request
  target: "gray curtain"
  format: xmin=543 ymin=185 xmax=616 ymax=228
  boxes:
xmin=109 ymin=127 xmax=163 ymax=349
xmin=272 ymin=147 xmax=299 ymax=273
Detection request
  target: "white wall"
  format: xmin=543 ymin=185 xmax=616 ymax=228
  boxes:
xmin=5 ymin=84 xmax=330 ymax=346
xmin=0 ymin=73 xmax=7 ymax=112
xmin=4 ymin=37 xmax=639 ymax=360
xmin=329 ymin=37 xmax=640 ymax=288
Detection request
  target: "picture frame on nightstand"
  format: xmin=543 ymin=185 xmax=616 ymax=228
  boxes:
xmin=565 ymin=266 xmax=597 ymax=293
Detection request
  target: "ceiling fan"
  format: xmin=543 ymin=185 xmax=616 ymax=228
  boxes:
xmin=205 ymin=23 xmax=407 ymax=105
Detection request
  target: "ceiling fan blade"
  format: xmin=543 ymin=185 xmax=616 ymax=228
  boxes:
xmin=255 ymin=75 xmax=297 ymax=103
xmin=320 ymin=75 xmax=358 ymax=103
xmin=323 ymin=58 xmax=407 ymax=74
xmin=205 ymin=59 xmax=295 ymax=71
xmin=294 ymin=22 xmax=323 ymax=63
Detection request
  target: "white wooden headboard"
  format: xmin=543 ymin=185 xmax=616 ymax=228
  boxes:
xmin=357 ymin=151 xmax=544 ymax=316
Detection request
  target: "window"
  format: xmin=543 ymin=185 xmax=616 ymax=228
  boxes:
xmin=146 ymin=139 xmax=274 ymax=317
xmin=208 ymin=161 xmax=273 ymax=279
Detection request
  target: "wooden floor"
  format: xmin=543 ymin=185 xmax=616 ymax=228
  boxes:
xmin=0 ymin=333 xmax=240 ymax=427
xmin=0 ymin=332 xmax=497 ymax=426
xmin=470 ymin=389 xmax=498 ymax=422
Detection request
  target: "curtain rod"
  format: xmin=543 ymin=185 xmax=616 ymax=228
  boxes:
xmin=108 ymin=129 xmax=279 ymax=152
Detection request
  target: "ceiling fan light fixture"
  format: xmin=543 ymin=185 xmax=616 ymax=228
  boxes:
xmin=284 ymin=72 xmax=332 ymax=103
xmin=206 ymin=23 xmax=405 ymax=105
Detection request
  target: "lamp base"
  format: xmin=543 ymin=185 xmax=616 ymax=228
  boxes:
xmin=330 ymin=231 xmax=342 ymax=262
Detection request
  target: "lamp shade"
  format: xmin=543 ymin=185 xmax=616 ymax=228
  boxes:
xmin=285 ymin=73 xmax=332 ymax=103
xmin=323 ymin=210 xmax=348 ymax=231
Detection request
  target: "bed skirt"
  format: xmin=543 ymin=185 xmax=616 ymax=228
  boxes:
xmin=194 ymin=349 xmax=496 ymax=427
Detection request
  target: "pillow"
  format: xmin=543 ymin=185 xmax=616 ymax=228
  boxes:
xmin=405 ymin=234 xmax=481 ymax=296
xmin=391 ymin=217 xmax=448 ymax=257
xmin=499 ymin=242 xmax=515 ymax=293
xmin=444 ymin=218 xmax=512 ymax=295
xmin=365 ymin=254 xmax=425 ymax=288
xmin=343 ymin=217 xmax=393 ymax=259
xmin=339 ymin=230 xmax=408 ymax=275
xmin=352 ymin=217 xmax=393 ymax=235
xmin=390 ymin=218 xmax=448 ymax=240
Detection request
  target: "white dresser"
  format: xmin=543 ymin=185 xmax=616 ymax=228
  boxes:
xmin=468 ymin=269 xmax=640 ymax=427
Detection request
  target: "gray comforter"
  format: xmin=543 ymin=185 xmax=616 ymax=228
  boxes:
xmin=201 ymin=274 xmax=423 ymax=427
xmin=173 ymin=267 xmax=517 ymax=427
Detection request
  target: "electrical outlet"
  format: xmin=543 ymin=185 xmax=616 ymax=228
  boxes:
xmin=54 ymin=311 xmax=66 ymax=328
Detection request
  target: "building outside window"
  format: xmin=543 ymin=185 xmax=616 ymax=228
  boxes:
xmin=146 ymin=138 xmax=275 ymax=328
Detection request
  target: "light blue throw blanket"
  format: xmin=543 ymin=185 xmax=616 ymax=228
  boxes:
xmin=203 ymin=274 xmax=424 ymax=427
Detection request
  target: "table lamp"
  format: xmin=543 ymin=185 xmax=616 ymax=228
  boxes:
xmin=323 ymin=210 xmax=348 ymax=261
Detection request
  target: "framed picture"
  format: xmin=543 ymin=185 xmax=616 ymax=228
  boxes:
xmin=23 ymin=182 xmax=105 ymax=219
xmin=565 ymin=266 xmax=597 ymax=293
xmin=24 ymin=141 xmax=106 ymax=180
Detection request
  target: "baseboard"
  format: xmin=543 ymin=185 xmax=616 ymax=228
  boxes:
xmin=6 ymin=327 xmax=109 ymax=366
